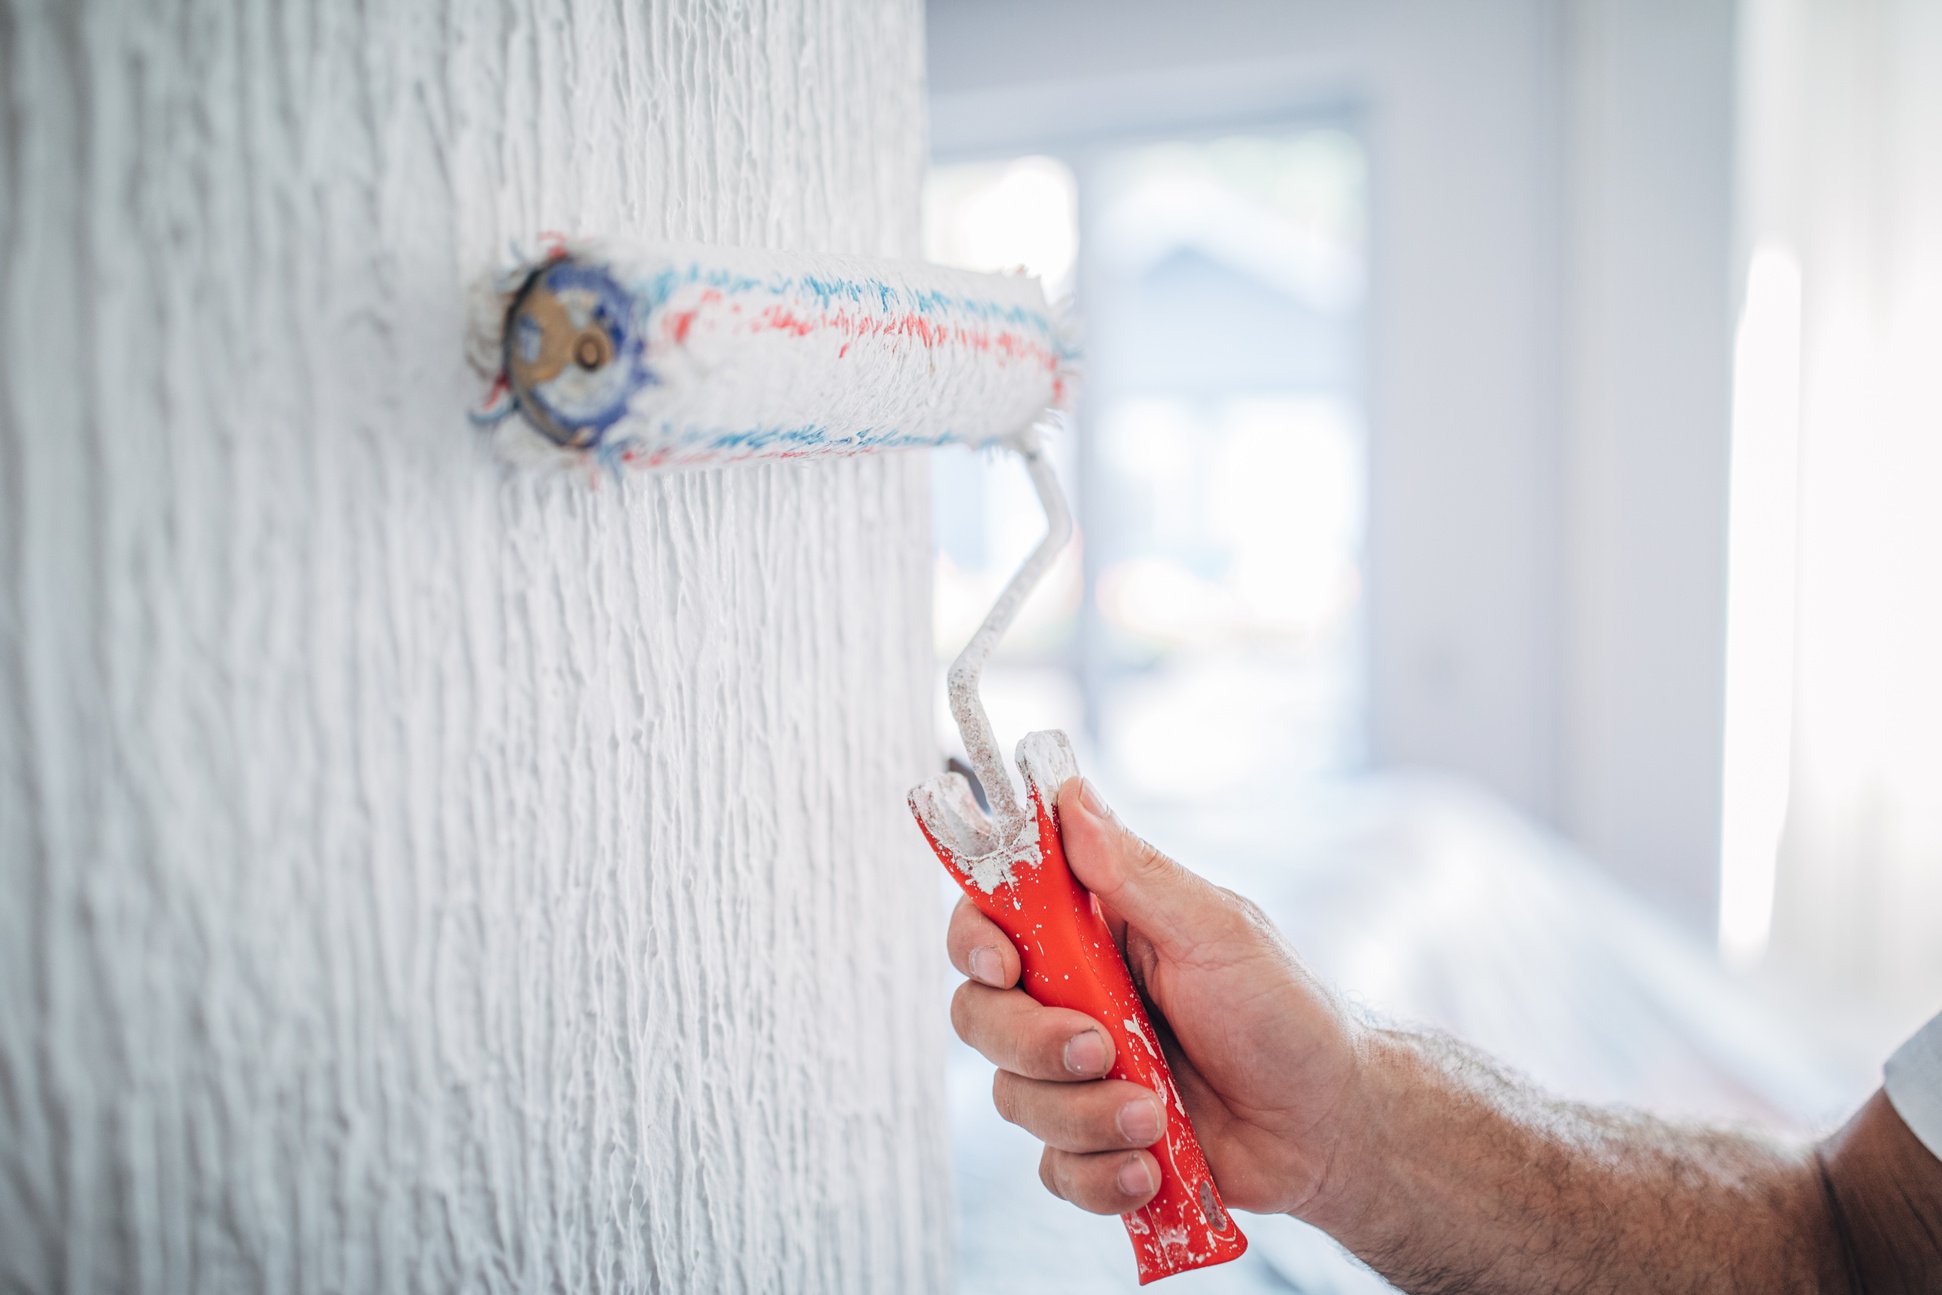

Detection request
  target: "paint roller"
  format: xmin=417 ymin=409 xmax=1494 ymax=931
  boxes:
xmin=469 ymin=238 xmax=1249 ymax=1284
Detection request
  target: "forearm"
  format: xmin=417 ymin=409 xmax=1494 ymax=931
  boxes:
xmin=1301 ymin=1026 xmax=1849 ymax=1295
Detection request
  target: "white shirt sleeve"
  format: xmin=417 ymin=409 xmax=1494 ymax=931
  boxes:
xmin=1885 ymin=1009 xmax=1942 ymax=1163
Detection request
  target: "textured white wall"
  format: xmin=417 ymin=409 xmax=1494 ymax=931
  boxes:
xmin=0 ymin=2 xmax=950 ymax=1292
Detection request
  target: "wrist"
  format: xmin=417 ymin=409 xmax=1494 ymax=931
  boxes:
xmin=1285 ymin=1016 xmax=1405 ymax=1233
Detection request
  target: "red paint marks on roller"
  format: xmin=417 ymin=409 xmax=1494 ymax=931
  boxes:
xmin=729 ymin=301 xmax=1063 ymax=370
xmin=668 ymin=291 xmax=725 ymax=345
xmin=899 ymin=313 xmax=939 ymax=347
xmin=649 ymin=282 xmax=1072 ymax=433
xmin=756 ymin=304 xmax=816 ymax=337
xmin=670 ymin=286 xmax=1060 ymax=363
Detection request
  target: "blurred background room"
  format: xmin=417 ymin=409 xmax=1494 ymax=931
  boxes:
xmin=919 ymin=1 xmax=1942 ymax=1289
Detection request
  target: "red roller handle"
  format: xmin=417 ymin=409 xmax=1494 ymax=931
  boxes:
xmin=913 ymin=737 xmax=1247 ymax=1284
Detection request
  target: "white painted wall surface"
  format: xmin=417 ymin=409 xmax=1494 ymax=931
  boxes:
xmin=0 ymin=2 xmax=950 ymax=1292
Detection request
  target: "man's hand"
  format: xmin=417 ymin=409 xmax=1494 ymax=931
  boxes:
xmin=943 ymin=777 xmax=1942 ymax=1295
xmin=944 ymin=776 xmax=1361 ymax=1218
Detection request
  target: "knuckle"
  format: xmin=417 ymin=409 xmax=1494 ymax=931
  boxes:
xmin=948 ymin=895 xmax=982 ymax=937
xmin=948 ymin=981 xmax=979 ymax=1044
xmin=1030 ymin=1025 xmax=1067 ymax=1078
xmin=1038 ymin=1149 xmax=1064 ymax=1200
xmin=1124 ymin=832 xmax=1172 ymax=879
xmin=1064 ymin=1154 xmax=1138 ymax=1214
xmin=990 ymin=1072 xmax=1025 ymax=1128
xmin=944 ymin=918 xmax=977 ymax=973
xmin=1217 ymin=886 xmax=1273 ymax=937
xmin=1222 ymin=887 xmax=1261 ymax=920
xmin=1051 ymin=1087 xmax=1119 ymax=1151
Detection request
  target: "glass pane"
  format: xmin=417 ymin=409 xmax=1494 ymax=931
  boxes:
xmin=1094 ymin=393 xmax=1364 ymax=804
xmin=923 ymin=128 xmax=1367 ymax=831
xmin=922 ymin=157 xmax=1086 ymax=762
xmin=922 ymin=156 xmax=1078 ymax=297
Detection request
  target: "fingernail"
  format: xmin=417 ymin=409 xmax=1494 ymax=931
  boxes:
xmin=1116 ymin=1096 xmax=1163 ymax=1145
xmin=1079 ymin=778 xmax=1111 ymax=820
xmin=969 ymin=946 xmax=1004 ymax=987
xmin=1117 ymin=1156 xmax=1155 ymax=1197
xmin=1063 ymin=1029 xmax=1109 ymax=1076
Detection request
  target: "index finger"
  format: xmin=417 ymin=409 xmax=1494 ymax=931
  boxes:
xmin=947 ymin=895 xmax=1020 ymax=988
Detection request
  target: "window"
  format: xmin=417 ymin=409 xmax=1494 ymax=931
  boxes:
xmin=923 ymin=124 xmax=1369 ymax=836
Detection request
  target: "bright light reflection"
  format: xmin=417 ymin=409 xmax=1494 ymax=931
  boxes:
xmin=1718 ymin=243 xmax=1804 ymax=969
xmin=921 ymin=157 xmax=1078 ymax=297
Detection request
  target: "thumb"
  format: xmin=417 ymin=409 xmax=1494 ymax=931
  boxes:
xmin=1055 ymin=777 xmax=1232 ymax=961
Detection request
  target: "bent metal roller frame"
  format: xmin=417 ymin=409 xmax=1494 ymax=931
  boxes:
xmin=470 ymin=238 xmax=1248 ymax=1284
